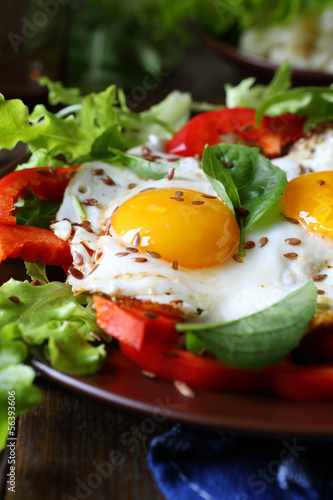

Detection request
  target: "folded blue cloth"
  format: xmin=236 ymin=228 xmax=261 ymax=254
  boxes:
xmin=148 ymin=424 xmax=333 ymax=500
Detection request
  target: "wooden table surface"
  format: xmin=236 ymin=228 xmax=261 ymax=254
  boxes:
xmin=0 ymin=44 xmax=258 ymax=500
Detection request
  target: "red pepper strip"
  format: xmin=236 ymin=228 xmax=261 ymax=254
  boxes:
xmin=94 ymin=295 xmax=180 ymax=351
xmin=268 ymin=359 xmax=333 ymax=402
xmin=0 ymin=166 xmax=78 ymax=225
xmin=0 ymin=224 xmax=72 ymax=266
xmin=119 ymin=341 xmax=264 ymax=393
xmin=166 ymin=108 xmax=306 ymax=158
xmin=119 ymin=339 xmax=333 ymax=401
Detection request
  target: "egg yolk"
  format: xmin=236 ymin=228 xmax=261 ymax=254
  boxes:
xmin=111 ymin=188 xmax=240 ymax=268
xmin=281 ymin=171 xmax=333 ymax=238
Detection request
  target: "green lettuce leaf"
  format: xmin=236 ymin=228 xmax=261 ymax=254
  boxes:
xmin=180 ymin=281 xmax=317 ymax=370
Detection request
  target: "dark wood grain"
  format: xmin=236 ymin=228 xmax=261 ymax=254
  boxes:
xmin=1 ymin=379 xmax=169 ymax=500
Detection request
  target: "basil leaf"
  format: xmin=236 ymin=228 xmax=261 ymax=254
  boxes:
xmin=109 ymin=148 xmax=179 ymax=180
xmin=91 ymin=125 xmax=124 ymax=159
xmin=179 ymin=280 xmax=317 ymax=370
xmin=204 ymin=143 xmax=287 ymax=252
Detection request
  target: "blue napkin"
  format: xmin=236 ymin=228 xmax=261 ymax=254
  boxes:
xmin=148 ymin=424 xmax=333 ymax=500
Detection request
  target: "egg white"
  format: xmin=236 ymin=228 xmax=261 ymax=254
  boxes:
xmin=52 ymin=132 xmax=333 ymax=324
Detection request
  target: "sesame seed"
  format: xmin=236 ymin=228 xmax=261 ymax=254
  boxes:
xmin=144 ymin=311 xmax=158 ymax=319
xmin=317 ymin=180 xmax=325 ymax=186
xmin=69 ymin=267 xmax=84 ymax=279
xmin=170 ymin=197 xmax=184 ymax=202
xmin=201 ymin=194 xmax=217 ymax=199
xmin=258 ymin=237 xmax=268 ymax=248
xmin=132 ymin=257 xmax=148 ymax=263
xmin=128 ymin=183 xmax=137 ymax=189
xmin=101 ymin=175 xmax=116 ymax=186
xmin=244 ymin=241 xmax=255 ymax=249
xmin=93 ymin=168 xmax=104 ymax=175
xmin=73 ymin=252 xmax=84 ymax=265
xmin=82 ymin=198 xmax=98 ymax=206
xmin=171 ymin=260 xmax=179 ymax=270
xmin=9 ymin=295 xmax=20 ymax=303
xmin=126 ymin=247 xmax=139 ymax=253
xmin=115 ymin=252 xmax=129 ymax=257
xmin=285 ymin=238 xmax=301 ymax=245
xmin=191 ymin=200 xmax=204 ymax=206
xmin=167 ymin=167 xmax=175 ymax=180
xmin=312 ymin=274 xmax=327 ymax=282
xmin=174 ymin=380 xmax=196 ymax=398
xmin=146 ymin=250 xmax=161 ymax=259
xmin=132 ymin=232 xmax=141 ymax=247
xmin=285 ymin=217 xmax=300 ymax=225
xmin=233 ymin=254 xmax=243 ymax=263
xmin=283 ymin=252 xmax=298 ymax=258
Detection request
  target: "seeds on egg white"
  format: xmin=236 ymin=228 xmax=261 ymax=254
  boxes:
xmin=146 ymin=250 xmax=161 ymax=259
xmin=93 ymin=168 xmax=104 ymax=176
xmin=171 ymin=260 xmax=179 ymax=270
xmin=69 ymin=267 xmax=84 ymax=280
xmin=296 ymin=165 xmax=305 ymax=175
xmin=83 ymin=198 xmax=98 ymax=206
xmin=244 ymin=241 xmax=255 ymax=249
xmin=283 ymin=252 xmax=298 ymax=258
xmin=174 ymin=380 xmax=196 ymax=398
xmin=258 ymin=237 xmax=268 ymax=248
xmin=128 ymin=183 xmax=137 ymax=189
xmin=88 ymin=264 xmax=99 ymax=275
xmin=141 ymin=145 xmax=151 ymax=155
xmin=101 ymin=175 xmax=116 ymax=186
xmin=233 ymin=254 xmax=243 ymax=263
xmin=126 ymin=247 xmax=139 ymax=253
xmin=285 ymin=217 xmax=300 ymax=225
xmin=312 ymin=273 xmax=327 ymax=282
xmin=73 ymin=252 xmax=84 ymax=265
xmin=115 ymin=252 xmax=130 ymax=257
xmin=132 ymin=232 xmax=141 ymax=247
xmin=132 ymin=257 xmax=148 ymax=263
xmin=167 ymin=167 xmax=175 ymax=180
xmin=317 ymin=289 xmax=325 ymax=295
xmin=285 ymin=238 xmax=301 ymax=245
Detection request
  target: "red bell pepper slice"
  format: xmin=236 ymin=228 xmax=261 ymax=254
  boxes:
xmin=94 ymin=295 xmax=180 ymax=350
xmin=0 ymin=224 xmax=72 ymax=266
xmin=166 ymin=108 xmax=306 ymax=158
xmin=0 ymin=166 xmax=78 ymax=225
xmin=119 ymin=341 xmax=264 ymax=393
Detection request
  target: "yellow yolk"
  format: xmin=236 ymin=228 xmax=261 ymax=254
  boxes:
xmin=111 ymin=188 xmax=240 ymax=268
xmin=281 ymin=171 xmax=333 ymax=239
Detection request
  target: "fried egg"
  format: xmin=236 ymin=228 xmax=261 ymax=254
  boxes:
xmin=52 ymin=129 xmax=333 ymax=324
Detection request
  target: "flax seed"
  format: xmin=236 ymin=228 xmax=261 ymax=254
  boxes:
xmin=233 ymin=254 xmax=243 ymax=263
xmin=132 ymin=232 xmax=141 ymax=247
xmin=285 ymin=217 xmax=300 ymax=225
xmin=258 ymin=237 xmax=268 ymax=248
xmin=221 ymin=161 xmax=234 ymax=168
xmin=83 ymin=198 xmax=98 ymax=206
xmin=167 ymin=167 xmax=174 ymax=180
xmin=201 ymin=194 xmax=217 ymax=199
xmin=144 ymin=311 xmax=159 ymax=319
xmin=235 ymin=207 xmax=249 ymax=217
xmin=171 ymin=260 xmax=179 ymax=270
xmin=101 ymin=175 xmax=116 ymax=186
xmin=128 ymin=183 xmax=137 ymax=189
xmin=132 ymin=257 xmax=148 ymax=263
xmin=175 ymin=190 xmax=183 ymax=197
xmin=317 ymin=180 xmax=325 ymax=186
xmin=146 ymin=250 xmax=161 ymax=259
xmin=126 ymin=247 xmax=139 ymax=253
xmin=285 ymin=238 xmax=301 ymax=245
xmin=9 ymin=295 xmax=20 ymax=303
xmin=244 ymin=241 xmax=255 ymax=249
xmin=317 ymin=289 xmax=325 ymax=295
xmin=115 ymin=252 xmax=130 ymax=257
xmin=191 ymin=200 xmax=204 ymax=205
xmin=283 ymin=252 xmax=298 ymax=258
xmin=69 ymin=267 xmax=84 ymax=279
xmin=93 ymin=168 xmax=104 ymax=175
xmin=73 ymin=252 xmax=84 ymax=265
xmin=170 ymin=197 xmax=184 ymax=202
xmin=312 ymin=274 xmax=327 ymax=282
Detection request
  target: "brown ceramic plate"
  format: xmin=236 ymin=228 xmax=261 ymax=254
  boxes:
xmin=205 ymin=35 xmax=333 ymax=86
xmin=3 ymin=156 xmax=333 ymax=439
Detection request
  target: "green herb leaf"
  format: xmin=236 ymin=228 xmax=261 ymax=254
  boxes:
xmin=109 ymin=148 xmax=179 ymax=180
xmin=203 ymin=143 xmax=287 ymax=253
xmin=14 ymin=188 xmax=60 ymax=229
xmin=25 ymin=261 xmax=49 ymax=285
xmin=39 ymin=77 xmax=82 ymax=106
xmin=180 ymin=280 xmax=317 ymax=369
